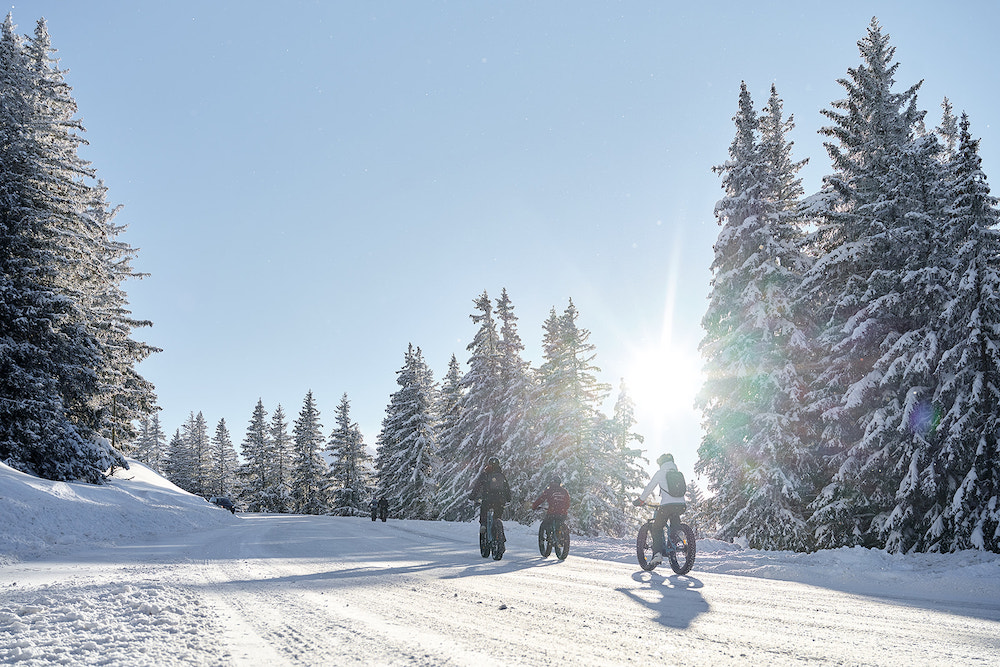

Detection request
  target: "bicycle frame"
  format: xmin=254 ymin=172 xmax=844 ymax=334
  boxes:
xmin=636 ymin=501 xmax=696 ymax=574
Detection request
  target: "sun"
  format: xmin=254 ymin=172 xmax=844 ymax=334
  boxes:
xmin=623 ymin=339 xmax=704 ymax=429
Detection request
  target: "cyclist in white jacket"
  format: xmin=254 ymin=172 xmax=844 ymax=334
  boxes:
xmin=635 ymin=453 xmax=687 ymax=566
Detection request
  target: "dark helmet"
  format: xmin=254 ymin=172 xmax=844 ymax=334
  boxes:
xmin=550 ymin=475 xmax=561 ymax=487
xmin=487 ymin=456 xmax=500 ymax=469
xmin=657 ymin=453 xmax=674 ymax=466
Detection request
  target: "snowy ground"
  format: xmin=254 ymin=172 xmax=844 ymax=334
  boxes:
xmin=2 ymin=461 xmax=999 ymax=665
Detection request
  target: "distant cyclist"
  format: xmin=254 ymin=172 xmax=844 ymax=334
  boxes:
xmin=532 ymin=476 xmax=570 ymax=534
xmin=469 ymin=456 xmax=511 ymax=534
xmin=634 ymin=453 xmax=687 ymax=566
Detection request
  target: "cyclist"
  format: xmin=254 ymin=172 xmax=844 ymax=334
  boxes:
xmin=634 ymin=453 xmax=687 ymax=566
xmin=469 ymin=456 xmax=511 ymax=534
xmin=532 ymin=476 xmax=570 ymax=536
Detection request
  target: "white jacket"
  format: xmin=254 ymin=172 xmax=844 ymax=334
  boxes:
xmin=639 ymin=460 xmax=685 ymax=504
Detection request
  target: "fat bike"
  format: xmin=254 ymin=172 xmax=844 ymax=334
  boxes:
xmin=636 ymin=503 xmax=696 ymax=575
xmin=537 ymin=515 xmax=570 ymax=560
xmin=479 ymin=506 xmax=506 ymax=561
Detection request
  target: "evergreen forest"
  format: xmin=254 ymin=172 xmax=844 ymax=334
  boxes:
xmin=698 ymin=19 xmax=1000 ymax=553
xmin=3 ymin=14 xmax=999 ymax=552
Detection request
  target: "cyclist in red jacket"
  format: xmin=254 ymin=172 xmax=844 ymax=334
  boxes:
xmin=532 ymin=476 xmax=570 ymax=535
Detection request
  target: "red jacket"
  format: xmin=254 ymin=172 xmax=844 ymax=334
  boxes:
xmin=532 ymin=485 xmax=570 ymax=516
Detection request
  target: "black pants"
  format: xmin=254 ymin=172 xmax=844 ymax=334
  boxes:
xmin=651 ymin=502 xmax=686 ymax=554
xmin=479 ymin=500 xmax=505 ymax=526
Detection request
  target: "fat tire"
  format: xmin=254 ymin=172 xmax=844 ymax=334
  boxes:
xmin=636 ymin=523 xmax=657 ymax=571
xmin=479 ymin=514 xmax=491 ymax=558
xmin=538 ymin=522 xmax=553 ymax=557
xmin=667 ymin=523 xmax=697 ymax=575
xmin=554 ymin=522 xmax=570 ymax=560
xmin=479 ymin=529 xmax=491 ymax=558
xmin=480 ymin=508 xmax=494 ymax=558
xmin=492 ymin=519 xmax=505 ymax=560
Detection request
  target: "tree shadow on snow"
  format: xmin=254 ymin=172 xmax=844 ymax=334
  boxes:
xmin=616 ymin=570 xmax=710 ymax=629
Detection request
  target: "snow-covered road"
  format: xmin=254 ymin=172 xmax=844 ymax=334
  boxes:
xmin=3 ymin=462 xmax=1000 ymax=665
xmin=6 ymin=511 xmax=1000 ymax=666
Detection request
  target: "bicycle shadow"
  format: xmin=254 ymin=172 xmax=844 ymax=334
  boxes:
xmin=441 ymin=550 xmax=572 ymax=580
xmin=617 ymin=570 xmax=709 ymax=629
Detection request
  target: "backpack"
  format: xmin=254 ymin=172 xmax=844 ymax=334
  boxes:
xmin=664 ymin=469 xmax=686 ymax=497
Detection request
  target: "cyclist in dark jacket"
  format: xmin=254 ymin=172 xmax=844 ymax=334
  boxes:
xmin=532 ymin=476 xmax=570 ymax=535
xmin=469 ymin=456 xmax=511 ymax=534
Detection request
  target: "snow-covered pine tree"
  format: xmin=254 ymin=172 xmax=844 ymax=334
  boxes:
xmin=0 ymin=14 xmax=123 ymax=483
xmin=698 ymin=82 xmax=762 ymax=541
xmin=804 ymin=19 xmax=946 ymax=551
xmin=937 ymin=98 xmax=959 ymax=162
xmin=208 ymin=418 xmax=238 ymax=499
xmin=181 ymin=412 xmax=211 ymax=497
xmin=433 ymin=292 xmax=503 ymax=521
xmin=933 ymin=115 xmax=1000 ymax=552
xmin=430 ymin=354 xmax=464 ymax=519
xmin=163 ymin=428 xmax=192 ymax=492
xmin=71 ymin=176 xmax=159 ymax=450
xmin=134 ymin=413 xmax=167 ymax=473
xmin=529 ymin=308 xmax=574 ymax=505
xmin=603 ymin=380 xmax=647 ymax=535
xmin=493 ymin=289 xmax=537 ymax=524
xmin=291 ymin=390 xmax=330 ymax=515
xmin=531 ymin=300 xmax=618 ymax=535
xmin=268 ymin=404 xmax=294 ymax=513
xmin=24 ymin=18 xmax=156 ymax=456
xmin=328 ymin=393 xmax=373 ymax=517
xmin=375 ymin=345 xmax=437 ymax=520
xmin=698 ymin=82 xmax=814 ymax=550
xmin=684 ymin=478 xmax=711 ymax=539
xmin=237 ymin=399 xmax=274 ymax=512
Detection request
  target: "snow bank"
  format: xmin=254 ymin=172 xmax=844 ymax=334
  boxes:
xmin=0 ymin=460 xmax=236 ymax=566
xmin=566 ymin=526 xmax=1000 ymax=606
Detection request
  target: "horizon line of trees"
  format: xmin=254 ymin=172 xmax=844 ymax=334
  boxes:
xmin=698 ymin=18 xmax=1000 ymax=554
xmin=139 ymin=291 xmax=662 ymax=537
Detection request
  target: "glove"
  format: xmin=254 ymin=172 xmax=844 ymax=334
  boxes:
xmin=632 ymin=498 xmax=644 ymax=507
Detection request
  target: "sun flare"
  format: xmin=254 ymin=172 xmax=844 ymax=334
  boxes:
xmin=623 ymin=340 xmax=704 ymax=428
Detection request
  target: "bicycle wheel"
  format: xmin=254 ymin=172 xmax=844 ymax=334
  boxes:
xmin=492 ymin=519 xmax=505 ymax=560
xmin=480 ymin=509 xmax=492 ymax=558
xmin=479 ymin=529 xmax=491 ymax=558
xmin=636 ymin=522 xmax=657 ymax=571
xmin=538 ymin=522 xmax=553 ymax=557
xmin=667 ymin=523 xmax=697 ymax=575
xmin=554 ymin=522 xmax=570 ymax=561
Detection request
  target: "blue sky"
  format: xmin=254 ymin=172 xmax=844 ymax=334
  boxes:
xmin=14 ymin=1 xmax=999 ymax=478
